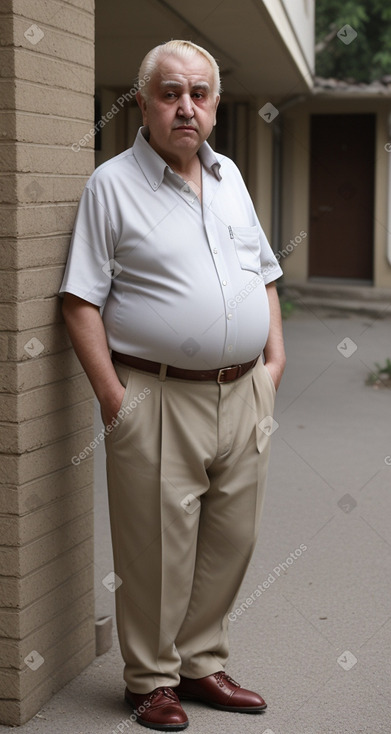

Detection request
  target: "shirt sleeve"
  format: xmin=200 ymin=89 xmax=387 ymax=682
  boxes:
xmin=58 ymin=185 xmax=116 ymax=307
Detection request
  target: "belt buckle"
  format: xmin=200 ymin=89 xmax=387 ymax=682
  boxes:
xmin=217 ymin=365 xmax=240 ymax=383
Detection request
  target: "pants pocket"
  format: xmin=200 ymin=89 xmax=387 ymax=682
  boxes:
xmin=104 ymin=363 xmax=134 ymax=444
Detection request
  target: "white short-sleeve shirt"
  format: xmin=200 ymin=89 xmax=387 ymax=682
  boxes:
xmin=59 ymin=127 xmax=283 ymax=369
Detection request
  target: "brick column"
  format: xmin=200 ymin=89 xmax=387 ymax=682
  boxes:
xmin=0 ymin=0 xmax=96 ymax=725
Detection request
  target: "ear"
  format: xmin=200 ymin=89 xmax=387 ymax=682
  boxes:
xmin=136 ymin=90 xmax=148 ymax=125
xmin=213 ymin=94 xmax=220 ymax=126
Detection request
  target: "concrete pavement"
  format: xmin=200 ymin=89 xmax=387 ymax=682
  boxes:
xmin=2 ymin=305 xmax=391 ymax=734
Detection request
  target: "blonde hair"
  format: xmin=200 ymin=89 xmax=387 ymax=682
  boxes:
xmin=138 ymin=40 xmax=221 ymax=99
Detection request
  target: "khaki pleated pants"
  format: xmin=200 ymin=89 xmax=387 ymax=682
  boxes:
xmin=105 ymin=359 xmax=276 ymax=694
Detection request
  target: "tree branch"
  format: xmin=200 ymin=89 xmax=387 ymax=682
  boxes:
xmin=315 ymin=26 xmax=339 ymax=54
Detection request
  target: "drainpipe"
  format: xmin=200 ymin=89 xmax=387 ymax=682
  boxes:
xmin=387 ymin=112 xmax=391 ymax=266
xmin=271 ymin=115 xmax=283 ymax=254
xmin=271 ymin=95 xmax=306 ymax=254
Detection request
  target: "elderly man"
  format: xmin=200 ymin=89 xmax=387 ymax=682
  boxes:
xmin=60 ymin=40 xmax=285 ymax=731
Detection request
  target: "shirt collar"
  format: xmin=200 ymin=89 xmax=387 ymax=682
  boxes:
xmin=132 ymin=126 xmax=222 ymax=190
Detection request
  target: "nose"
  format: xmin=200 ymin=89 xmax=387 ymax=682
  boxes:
xmin=177 ymin=94 xmax=194 ymax=119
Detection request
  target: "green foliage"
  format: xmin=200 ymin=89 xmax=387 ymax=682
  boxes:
xmin=366 ymin=358 xmax=391 ymax=386
xmin=279 ymin=298 xmax=296 ymax=320
xmin=316 ymin=0 xmax=391 ymax=82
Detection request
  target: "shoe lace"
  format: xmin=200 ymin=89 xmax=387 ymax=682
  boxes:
xmin=214 ymin=671 xmax=240 ymax=688
xmin=149 ymin=687 xmax=178 ymax=704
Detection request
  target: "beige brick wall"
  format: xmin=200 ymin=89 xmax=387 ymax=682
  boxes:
xmin=0 ymin=0 xmax=96 ymax=725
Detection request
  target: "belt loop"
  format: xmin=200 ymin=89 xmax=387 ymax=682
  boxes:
xmin=158 ymin=363 xmax=167 ymax=381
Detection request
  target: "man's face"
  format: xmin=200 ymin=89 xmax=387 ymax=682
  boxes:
xmin=137 ymin=53 xmax=220 ymax=165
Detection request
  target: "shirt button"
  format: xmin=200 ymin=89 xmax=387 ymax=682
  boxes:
xmin=222 ymin=280 xmax=227 ymax=286
xmin=183 ymin=185 xmax=190 ymax=193
xmin=227 ymin=313 xmax=233 ymax=320
xmin=228 ymin=345 xmax=233 ymax=352
xmin=213 ymin=248 xmax=218 ymax=254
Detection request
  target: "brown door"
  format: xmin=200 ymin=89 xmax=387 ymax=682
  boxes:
xmin=309 ymin=114 xmax=375 ymax=280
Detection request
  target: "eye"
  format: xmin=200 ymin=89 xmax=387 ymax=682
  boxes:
xmin=192 ymin=92 xmax=204 ymax=99
xmin=165 ymin=91 xmax=177 ymax=99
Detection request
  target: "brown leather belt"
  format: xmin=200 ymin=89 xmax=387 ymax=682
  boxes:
xmin=111 ymin=352 xmax=259 ymax=383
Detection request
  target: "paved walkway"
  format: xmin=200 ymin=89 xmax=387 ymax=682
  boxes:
xmin=3 ymin=306 xmax=391 ymax=734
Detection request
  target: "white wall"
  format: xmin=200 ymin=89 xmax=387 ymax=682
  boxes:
xmin=262 ymin=0 xmax=315 ymax=86
xmin=280 ymin=0 xmax=315 ymax=73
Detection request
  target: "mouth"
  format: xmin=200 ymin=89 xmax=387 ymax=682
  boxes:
xmin=173 ymin=125 xmax=197 ymax=132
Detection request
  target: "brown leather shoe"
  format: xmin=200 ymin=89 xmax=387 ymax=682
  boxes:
xmin=125 ymin=686 xmax=189 ymax=730
xmin=175 ymin=671 xmax=267 ymax=713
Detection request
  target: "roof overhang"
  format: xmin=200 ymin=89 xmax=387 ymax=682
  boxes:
xmin=312 ymin=78 xmax=391 ymax=101
xmin=95 ymin=0 xmax=314 ymax=98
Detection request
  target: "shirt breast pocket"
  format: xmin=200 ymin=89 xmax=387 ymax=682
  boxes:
xmin=231 ymin=226 xmax=262 ymax=274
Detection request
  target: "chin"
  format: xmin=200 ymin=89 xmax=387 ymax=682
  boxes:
xmin=173 ymin=138 xmax=199 ymax=148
